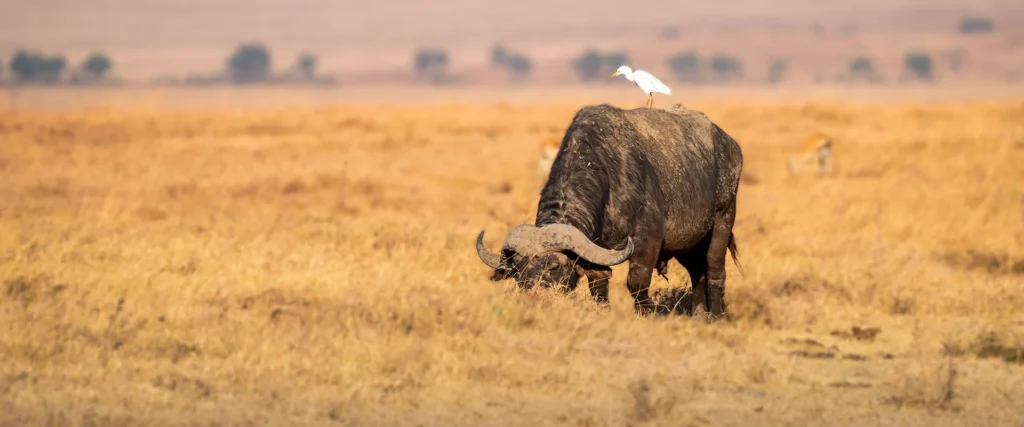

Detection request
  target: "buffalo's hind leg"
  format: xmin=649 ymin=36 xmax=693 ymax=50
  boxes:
xmin=676 ymin=246 xmax=709 ymax=317
xmin=705 ymin=206 xmax=738 ymax=318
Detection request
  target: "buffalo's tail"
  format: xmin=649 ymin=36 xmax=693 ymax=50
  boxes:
xmin=728 ymin=232 xmax=744 ymax=277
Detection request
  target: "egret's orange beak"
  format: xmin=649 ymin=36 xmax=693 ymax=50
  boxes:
xmin=610 ymin=71 xmax=619 ymax=77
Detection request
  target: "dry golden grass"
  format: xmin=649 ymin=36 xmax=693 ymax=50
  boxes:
xmin=1 ymin=97 xmax=1023 ymax=426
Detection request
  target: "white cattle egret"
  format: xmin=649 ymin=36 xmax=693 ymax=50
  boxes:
xmin=611 ymin=65 xmax=672 ymax=108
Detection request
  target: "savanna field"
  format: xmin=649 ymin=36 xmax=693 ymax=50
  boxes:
xmin=1 ymin=91 xmax=1023 ymax=426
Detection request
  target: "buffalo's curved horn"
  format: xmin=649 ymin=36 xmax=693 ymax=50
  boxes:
xmin=475 ymin=231 xmax=502 ymax=269
xmin=499 ymin=224 xmax=538 ymax=254
xmin=539 ymin=224 xmax=634 ymax=266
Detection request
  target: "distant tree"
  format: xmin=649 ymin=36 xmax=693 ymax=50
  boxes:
xmin=227 ymin=43 xmax=272 ymax=83
xmin=849 ymin=57 xmax=874 ymax=74
xmin=666 ymin=51 xmax=701 ymax=82
xmin=38 ymin=56 xmax=67 ymax=83
xmin=604 ymin=51 xmax=629 ymax=70
xmin=505 ymin=53 xmax=533 ymax=82
xmin=573 ymin=50 xmax=605 ymax=81
xmin=958 ymin=16 xmax=994 ymax=34
xmin=10 ymin=51 xmax=38 ymax=82
xmin=573 ymin=50 xmax=630 ymax=81
xmin=296 ymin=52 xmax=318 ymax=80
xmin=710 ymin=54 xmax=743 ymax=80
xmin=9 ymin=51 xmax=67 ymax=84
xmin=82 ymin=52 xmax=113 ymax=80
xmin=767 ymin=58 xmax=787 ymax=84
xmin=490 ymin=43 xmax=511 ymax=68
xmin=846 ymin=56 xmax=882 ymax=83
xmin=904 ymin=51 xmax=933 ymax=80
xmin=413 ymin=48 xmax=449 ymax=83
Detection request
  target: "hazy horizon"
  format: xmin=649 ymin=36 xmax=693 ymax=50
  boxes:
xmin=1 ymin=0 xmax=1022 ymax=107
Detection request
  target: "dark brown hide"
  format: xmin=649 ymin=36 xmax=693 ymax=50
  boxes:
xmin=476 ymin=104 xmax=743 ymax=317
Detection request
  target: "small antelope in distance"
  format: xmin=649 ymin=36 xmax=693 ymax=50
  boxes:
xmin=787 ymin=132 xmax=833 ymax=176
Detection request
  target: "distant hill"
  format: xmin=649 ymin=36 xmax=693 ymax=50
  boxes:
xmin=0 ymin=0 xmax=1021 ymax=85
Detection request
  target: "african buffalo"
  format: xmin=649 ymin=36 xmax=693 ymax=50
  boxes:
xmin=475 ymin=104 xmax=743 ymax=317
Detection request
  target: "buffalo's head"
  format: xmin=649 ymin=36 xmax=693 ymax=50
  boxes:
xmin=475 ymin=224 xmax=634 ymax=290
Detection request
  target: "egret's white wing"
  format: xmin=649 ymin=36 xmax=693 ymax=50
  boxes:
xmin=635 ymin=70 xmax=671 ymax=95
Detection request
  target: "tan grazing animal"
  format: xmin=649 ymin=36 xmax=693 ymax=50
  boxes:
xmin=538 ymin=136 xmax=560 ymax=176
xmin=788 ymin=132 xmax=833 ymax=175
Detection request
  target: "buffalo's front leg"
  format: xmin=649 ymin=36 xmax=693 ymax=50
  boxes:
xmin=626 ymin=249 xmax=659 ymax=316
xmin=583 ymin=267 xmax=612 ymax=304
xmin=560 ymin=270 xmax=582 ymax=294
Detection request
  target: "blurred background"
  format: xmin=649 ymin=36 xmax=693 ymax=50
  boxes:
xmin=2 ymin=2 xmax=1024 ymax=424
xmin=1 ymin=0 xmax=1023 ymax=107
